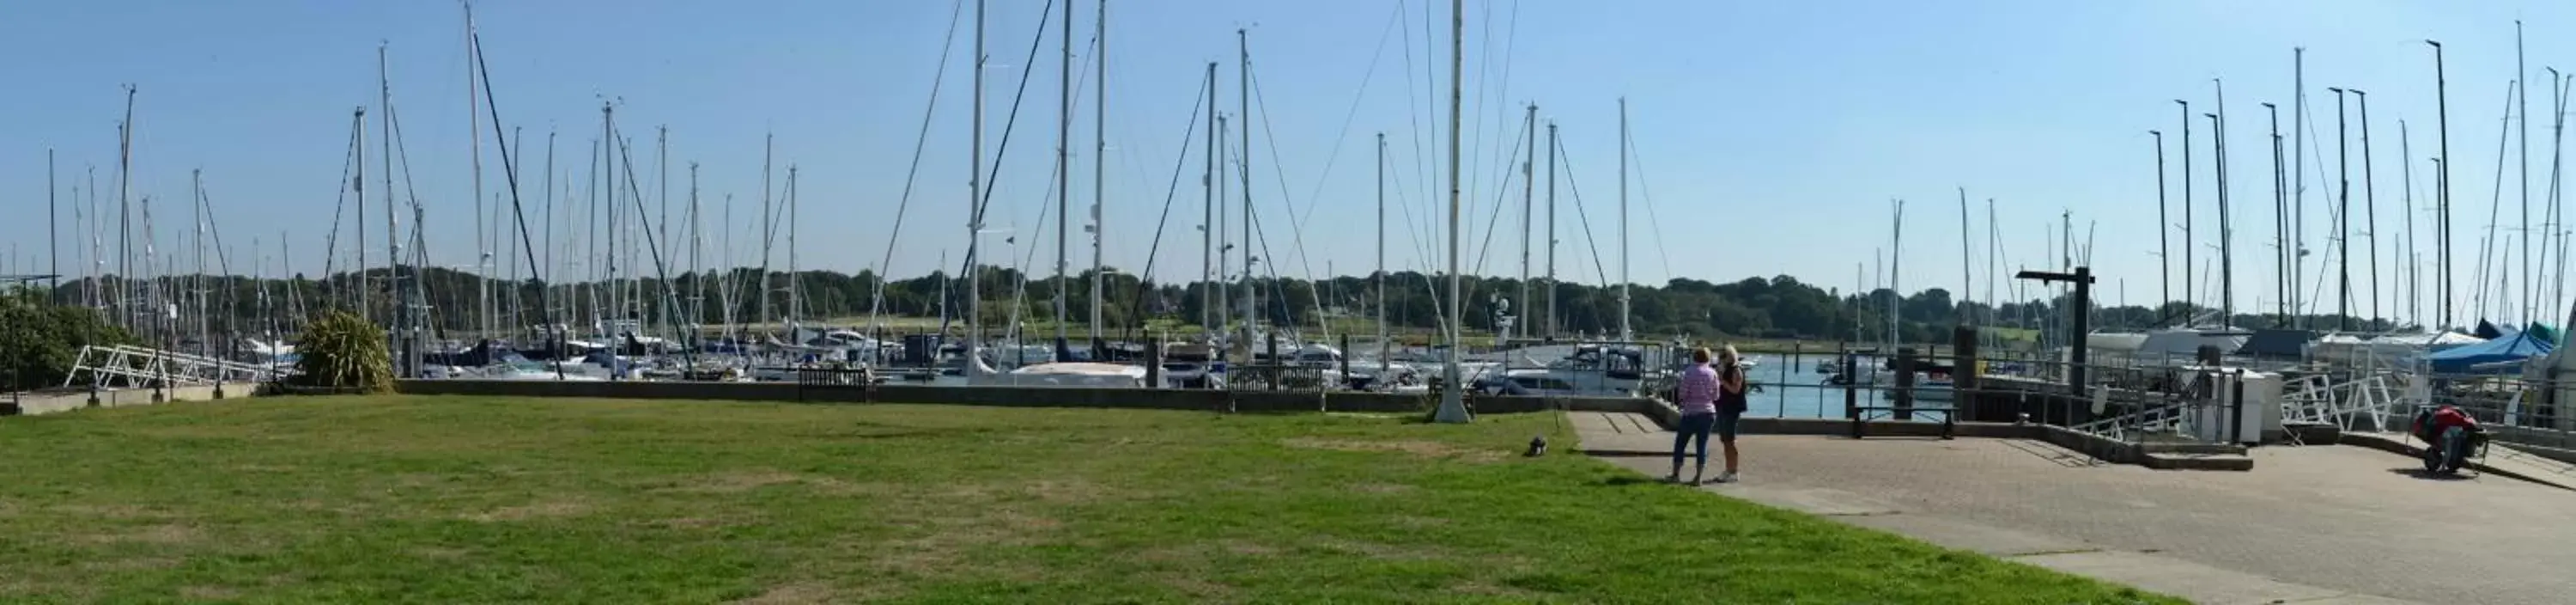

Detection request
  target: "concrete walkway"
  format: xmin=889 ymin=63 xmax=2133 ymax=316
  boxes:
xmin=1573 ymin=411 xmax=2576 ymax=605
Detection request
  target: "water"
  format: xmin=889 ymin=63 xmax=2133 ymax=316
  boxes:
xmin=1735 ymin=352 xmax=1956 ymax=419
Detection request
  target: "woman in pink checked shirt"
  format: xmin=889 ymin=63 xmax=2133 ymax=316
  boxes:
xmin=1668 ymin=347 xmax=1720 ymax=484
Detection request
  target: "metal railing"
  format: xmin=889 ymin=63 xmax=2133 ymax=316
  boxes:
xmin=62 ymin=344 xmax=275 ymax=389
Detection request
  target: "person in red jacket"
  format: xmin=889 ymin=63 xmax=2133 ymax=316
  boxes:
xmin=2413 ymin=405 xmax=2483 ymax=473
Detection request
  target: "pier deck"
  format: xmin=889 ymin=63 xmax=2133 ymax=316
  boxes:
xmin=1574 ymin=412 xmax=2576 ymax=605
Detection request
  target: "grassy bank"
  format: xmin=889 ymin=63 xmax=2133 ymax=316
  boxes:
xmin=0 ymin=396 xmax=2170 ymax=603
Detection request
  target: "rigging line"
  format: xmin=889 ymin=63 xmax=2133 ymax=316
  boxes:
xmin=1018 ymin=41 xmax=1104 ymax=278
xmin=1246 ymin=69 xmax=1335 ymax=337
xmin=955 ymin=0 xmax=1060 ymax=283
xmin=1018 ymin=141 xmax=1063 ymax=275
xmin=1463 ymin=0 xmax=1493 ymax=225
xmin=471 ymin=29 xmax=567 ymax=378
xmin=1624 ymin=126 xmax=1675 ymax=283
xmin=867 ymin=0 xmax=966 ymax=331
xmin=386 ymin=100 xmax=444 ymax=334
xmin=1467 ymin=114 xmax=1529 ymax=278
xmin=1418 ymin=0 xmax=1439 ymax=225
xmin=1397 ymin=0 xmax=1437 ymax=262
xmin=1244 ymin=192 xmax=1299 ymax=327
xmin=1291 ymin=3 xmax=1405 ymax=239
xmin=322 ymin=115 xmax=358 ymax=299
xmin=193 ymin=183 xmax=234 ymax=276
xmin=1474 ymin=0 xmax=1525 ymax=226
xmin=1389 ymin=164 xmax=1440 ymax=285
xmin=1121 ymin=73 xmax=1214 ymax=334
xmin=2476 ymin=82 xmax=2514 ymax=321
xmin=613 ymin=130 xmax=696 ymax=368
xmin=1552 ymin=131 xmax=1616 ymax=289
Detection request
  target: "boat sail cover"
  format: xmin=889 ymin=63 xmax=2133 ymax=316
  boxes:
xmin=2426 ymin=326 xmax=2555 ymax=374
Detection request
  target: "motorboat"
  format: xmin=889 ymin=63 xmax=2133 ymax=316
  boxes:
xmin=1480 ymin=344 xmax=1656 ymax=397
xmin=1004 ymin=362 xmax=1150 ymax=388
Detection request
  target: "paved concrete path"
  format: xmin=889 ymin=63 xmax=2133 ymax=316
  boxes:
xmin=1573 ymin=411 xmax=2576 ymax=605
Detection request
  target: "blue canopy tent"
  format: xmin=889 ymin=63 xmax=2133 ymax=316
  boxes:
xmin=2426 ymin=325 xmax=2556 ymax=374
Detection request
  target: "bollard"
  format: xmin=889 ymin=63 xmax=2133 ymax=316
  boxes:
xmin=1145 ymin=339 xmax=1163 ymax=388
xmin=1266 ymin=333 xmax=1281 ymax=392
xmin=1842 ymin=347 xmax=1859 ymax=420
xmin=1952 ymin=325 xmax=1979 ymax=421
xmin=1894 ymin=347 xmax=1920 ymax=421
xmin=1338 ymin=333 xmax=1352 ymax=388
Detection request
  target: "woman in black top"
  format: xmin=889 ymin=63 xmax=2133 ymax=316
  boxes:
xmin=1714 ymin=345 xmax=1748 ymax=483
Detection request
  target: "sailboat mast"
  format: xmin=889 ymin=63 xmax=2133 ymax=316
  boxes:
xmin=2293 ymin=48 xmax=2306 ymax=329
xmin=1546 ymin=121 xmax=1558 ymax=339
xmin=1090 ymin=0 xmax=1108 ymax=348
xmin=1984 ymin=199 xmax=1998 ymax=327
xmin=380 ymin=45 xmax=400 ymax=343
xmin=542 ymin=129 xmax=556 ymax=341
xmin=2330 ymin=88 xmax=2350 ymax=332
xmin=116 ymin=88 xmax=136 ymax=333
xmin=1889 ymin=199 xmax=1903 ymax=350
xmin=657 ymin=126 xmax=670 ymax=342
xmin=758 ymin=132 xmax=773 ymax=339
xmin=2550 ymin=71 xmax=2571 ymax=321
xmin=1618 ymin=98 xmax=1631 ymax=341
xmin=1518 ymin=104 xmax=1534 ymax=341
xmin=602 ymin=104 xmax=618 ymax=361
xmin=467 ymin=2 xmax=488 ymax=340
xmin=2214 ymin=80 xmax=2233 ymax=330
xmin=1376 ymin=131 xmax=1388 ymax=370
xmin=604 ymin=104 xmax=619 ymax=348
xmin=2521 ymin=21 xmax=2533 ymax=324
xmin=689 ymin=162 xmax=702 ymax=347
xmin=1434 ymin=0 xmax=1467 ymax=424
xmin=1216 ymin=113 xmax=1230 ymax=336
xmin=788 ymin=166 xmax=800 ymax=333
xmin=192 ymin=169 xmax=207 ymax=358
xmin=2430 ymin=40 xmax=2451 ymax=329
xmin=2403 ymin=120 xmax=2417 ymax=327
xmin=969 ymin=0 xmax=986 ymax=355
xmin=2359 ymin=90 xmax=2380 ymax=327
xmin=2177 ymin=98 xmax=2193 ymax=315
xmin=1202 ymin=62 xmax=1218 ymax=336
xmin=1956 ymin=187 xmax=1971 ymax=325
xmin=1054 ymin=0 xmax=1071 ymax=351
xmin=2266 ymin=103 xmax=2287 ymax=327
xmin=2152 ymin=130 xmax=2169 ymax=321
xmin=48 ymin=149 xmax=58 ymax=295
xmin=1239 ymin=28 xmax=1254 ymax=344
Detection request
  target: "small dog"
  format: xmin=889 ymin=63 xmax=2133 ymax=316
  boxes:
xmin=1525 ymin=435 xmax=1548 ymax=457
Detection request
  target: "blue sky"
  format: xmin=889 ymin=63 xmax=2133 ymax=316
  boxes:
xmin=3 ymin=1 xmax=2573 ymax=327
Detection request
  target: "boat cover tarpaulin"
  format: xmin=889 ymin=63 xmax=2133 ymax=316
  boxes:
xmin=2135 ymin=329 xmax=2251 ymax=358
xmin=2232 ymin=329 xmax=2316 ymax=358
xmin=2426 ymin=327 xmax=2555 ymax=374
xmin=2309 ymin=331 xmax=2485 ymax=364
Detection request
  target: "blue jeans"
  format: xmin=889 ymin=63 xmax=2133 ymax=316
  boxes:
xmin=1674 ymin=412 xmax=1716 ymax=473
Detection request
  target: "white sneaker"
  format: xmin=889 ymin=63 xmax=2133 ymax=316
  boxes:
xmin=1715 ymin=471 xmax=1738 ymax=484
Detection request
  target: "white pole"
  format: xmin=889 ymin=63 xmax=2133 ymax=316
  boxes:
xmin=1434 ymin=0 xmax=1471 ymax=424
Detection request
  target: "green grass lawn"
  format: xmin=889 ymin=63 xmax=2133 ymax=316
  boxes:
xmin=0 ymin=397 xmax=2172 ymax=603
